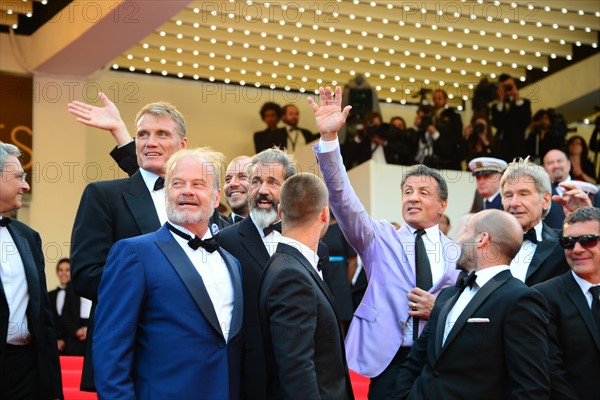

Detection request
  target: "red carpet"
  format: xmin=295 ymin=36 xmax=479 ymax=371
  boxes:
xmin=350 ymin=370 xmax=370 ymax=399
xmin=59 ymin=356 xmax=97 ymax=400
xmin=60 ymin=356 xmax=368 ymax=399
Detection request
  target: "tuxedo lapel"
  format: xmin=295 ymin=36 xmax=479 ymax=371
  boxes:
xmin=155 ymin=226 xmax=223 ymax=339
xmin=564 ymin=274 xmax=600 ymax=351
xmin=277 ymin=243 xmax=337 ymax=310
xmin=7 ymin=224 xmax=41 ymax=327
xmin=219 ymin=248 xmax=243 ymax=341
xmin=434 ymin=287 xmax=461 ymax=358
xmin=123 ymin=171 xmax=161 ymax=234
xmin=527 ymin=225 xmax=557 ymax=282
xmin=440 ymin=270 xmax=511 ymax=357
xmin=239 ymin=218 xmax=270 ymax=269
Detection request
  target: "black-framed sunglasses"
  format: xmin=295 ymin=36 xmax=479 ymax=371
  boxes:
xmin=560 ymin=234 xmax=600 ymax=250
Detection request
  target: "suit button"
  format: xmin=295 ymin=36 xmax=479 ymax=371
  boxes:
xmin=433 ymin=370 xmax=440 ymax=377
xmin=398 ymin=320 xmax=404 ymax=325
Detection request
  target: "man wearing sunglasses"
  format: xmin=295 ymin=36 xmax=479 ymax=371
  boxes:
xmin=535 ymin=207 xmax=600 ymax=399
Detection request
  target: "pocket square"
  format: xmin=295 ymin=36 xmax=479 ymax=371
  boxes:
xmin=467 ymin=318 xmax=490 ymax=323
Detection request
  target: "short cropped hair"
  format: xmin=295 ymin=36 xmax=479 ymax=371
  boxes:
xmin=280 ymin=173 xmax=329 ymax=227
xmin=401 ymin=164 xmax=449 ymax=201
xmin=135 ymin=102 xmax=186 ymax=139
xmin=165 ymin=148 xmax=225 ymax=191
xmin=501 ymin=156 xmax=552 ymax=218
xmin=472 ymin=209 xmax=523 ymax=262
xmin=564 ymin=206 xmax=600 ymax=226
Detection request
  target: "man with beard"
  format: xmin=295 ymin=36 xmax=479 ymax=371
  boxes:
xmin=93 ymin=148 xmax=243 ymax=399
xmin=218 ymin=147 xmax=298 ymax=399
xmin=393 ymin=210 xmax=551 ymax=399
xmin=223 ymin=155 xmax=252 ymax=224
xmin=259 ymin=173 xmax=354 ymax=399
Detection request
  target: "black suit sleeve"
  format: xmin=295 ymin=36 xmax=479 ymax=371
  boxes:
xmin=263 ymin=266 xmax=321 ymax=399
xmin=392 ymin=321 xmax=431 ymax=399
xmin=503 ymin=289 xmax=551 ymax=399
xmin=109 ymin=141 xmax=139 ymax=177
xmin=70 ymin=183 xmax=114 ymax=302
xmin=33 ymin=231 xmax=64 ymax=399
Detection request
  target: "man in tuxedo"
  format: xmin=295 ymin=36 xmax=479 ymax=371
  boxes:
xmin=253 ymin=102 xmax=288 ymax=153
xmin=93 ymin=148 xmax=243 ymax=399
xmin=219 ymin=147 xmax=298 ymax=399
xmin=67 ymin=93 xmax=230 ymax=231
xmin=308 ymin=86 xmax=461 ymax=399
xmin=224 ymin=155 xmax=252 ymax=224
xmin=70 ymin=101 xmax=187 ymax=391
xmin=281 ymin=104 xmax=320 ymax=151
xmin=500 ymin=157 xmax=570 ymax=286
xmin=393 ymin=209 xmax=551 ymax=399
xmin=468 ymin=156 xmax=507 ymax=211
xmin=492 ymin=73 xmax=532 ymax=163
xmin=535 ymin=206 xmax=600 ymax=399
xmin=48 ymin=258 xmax=90 ymax=356
xmin=0 ymin=142 xmax=63 ymax=399
xmin=543 ymin=149 xmax=571 ymax=229
xmin=259 ymin=173 xmax=354 ymax=399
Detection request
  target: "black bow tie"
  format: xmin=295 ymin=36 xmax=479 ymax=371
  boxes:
xmin=153 ymin=177 xmax=165 ymax=191
xmin=0 ymin=218 xmax=11 ymax=227
xmin=523 ymin=229 xmax=538 ymax=244
xmin=263 ymin=221 xmax=282 ymax=237
xmin=457 ymin=271 xmax=477 ymax=290
xmin=233 ymin=215 xmax=244 ymax=224
xmin=167 ymin=223 xmax=220 ymax=253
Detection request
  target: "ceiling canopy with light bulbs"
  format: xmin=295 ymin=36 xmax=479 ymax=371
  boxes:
xmin=108 ymin=0 xmax=599 ymax=109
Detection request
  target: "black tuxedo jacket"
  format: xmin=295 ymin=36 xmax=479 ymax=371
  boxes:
xmin=70 ymin=170 xmax=161 ymax=391
xmin=259 ymin=243 xmax=354 ymax=400
xmin=525 ymin=223 xmax=570 ymax=286
xmin=1 ymin=219 xmax=63 ymax=399
xmin=535 ymin=272 xmax=600 ymax=400
xmin=394 ymin=270 xmax=550 ymax=399
xmin=491 ymin=98 xmax=532 ymax=163
xmin=218 ymin=217 xmax=272 ymax=399
xmin=218 ymin=217 xmax=330 ymax=399
xmin=48 ymin=283 xmax=87 ymax=356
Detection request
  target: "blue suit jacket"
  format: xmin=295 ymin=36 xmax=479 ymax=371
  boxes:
xmin=93 ymin=224 xmax=243 ymax=399
xmin=314 ymin=144 xmax=460 ymax=377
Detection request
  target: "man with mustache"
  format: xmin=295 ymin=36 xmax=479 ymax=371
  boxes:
xmin=93 ymin=148 xmax=243 ymax=399
xmin=218 ymin=147 xmax=299 ymax=399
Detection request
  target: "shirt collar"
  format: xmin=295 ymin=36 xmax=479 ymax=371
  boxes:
xmin=571 ymin=270 xmax=596 ymax=295
xmin=139 ymin=168 xmax=163 ymax=192
xmin=278 ymin=235 xmax=320 ymax=273
xmin=473 ymin=265 xmax=510 ymax=288
xmin=407 ymin=224 xmax=441 ymax=242
xmin=249 ymin=214 xmax=280 ymax=238
xmin=486 ymin=191 xmax=501 ymax=203
xmin=532 ymin=221 xmax=543 ymax=242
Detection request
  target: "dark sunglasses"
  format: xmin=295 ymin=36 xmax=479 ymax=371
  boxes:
xmin=560 ymin=234 xmax=600 ymax=250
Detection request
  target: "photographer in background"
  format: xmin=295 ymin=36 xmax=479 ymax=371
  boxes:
xmin=342 ymin=111 xmax=406 ymax=169
xmin=491 ymin=74 xmax=532 ymax=163
xmin=464 ymin=114 xmax=497 ymax=160
xmin=526 ymin=109 xmax=569 ymax=163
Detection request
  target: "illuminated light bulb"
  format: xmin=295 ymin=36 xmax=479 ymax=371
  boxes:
xmin=435 ymin=54 xmax=441 ymax=60
xmin=240 ymin=80 xmax=246 ymax=86
xmin=527 ymin=65 xmax=532 ymax=70
xmin=273 ymin=61 xmax=279 ymax=66
xmin=177 ymin=61 xmax=183 ymax=67
xmin=504 ymin=48 xmax=510 ymax=54
xmin=445 ymin=68 xmax=452 ymax=74
xmin=376 ymin=85 xmax=382 ymax=91
xmin=160 ymin=46 xmax=166 ymax=51
xmin=160 ymin=59 xmax=167 ymax=64
xmin=161 ymin=71 xmax=168 ymax=76
xmin=129 ymin=66 xmax=135 ymax=72
xmin=490 ymin=73 xmax=496 ymax=78
xmin=394 ymin=76 xmax=401 ymax=81
xmin=400 ymin=63 xmax=406 ymax=68
xmin=145 ymin=68 xmax=152 ymax=74
xmin=209 ymin=65 xmax=215 ymax=70
xmin=450 ymin=56 xmax=457 ymax=61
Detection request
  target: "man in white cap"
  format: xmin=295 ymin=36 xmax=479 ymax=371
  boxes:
xmin=468 ymin=156 xmax=508 ymax=211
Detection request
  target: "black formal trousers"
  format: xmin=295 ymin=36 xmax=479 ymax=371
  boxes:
xmin=535 ymin=272 xmax=600 ymax=400
xmin=0 ymin=219 xmax=63 ymax=399
xmin=394 ymin=270 xmax=550 ymax=399
xmin=259 ymin=243 xmax=354 ymax=400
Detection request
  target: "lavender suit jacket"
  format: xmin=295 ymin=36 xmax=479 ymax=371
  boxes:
xmin=314 ymin=143 xmax=461 ymax=377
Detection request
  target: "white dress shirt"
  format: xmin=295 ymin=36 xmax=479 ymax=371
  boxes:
xmin=510 ymin=221 xmax=543 ymax=282
xmin=139 ymin=168 xmax=168 ymax=225
xmin=278 ymin=235 xmax=323 ymax=280
xmin=571 ymin=271 xmax=600 ymax=309
xmin=169 ymin=222 xmax=234 ymax=341
xmin=0 ymin=221 xmax=31 ymax=345
xmin=251 ymin=215 xmax=282 ymax=257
